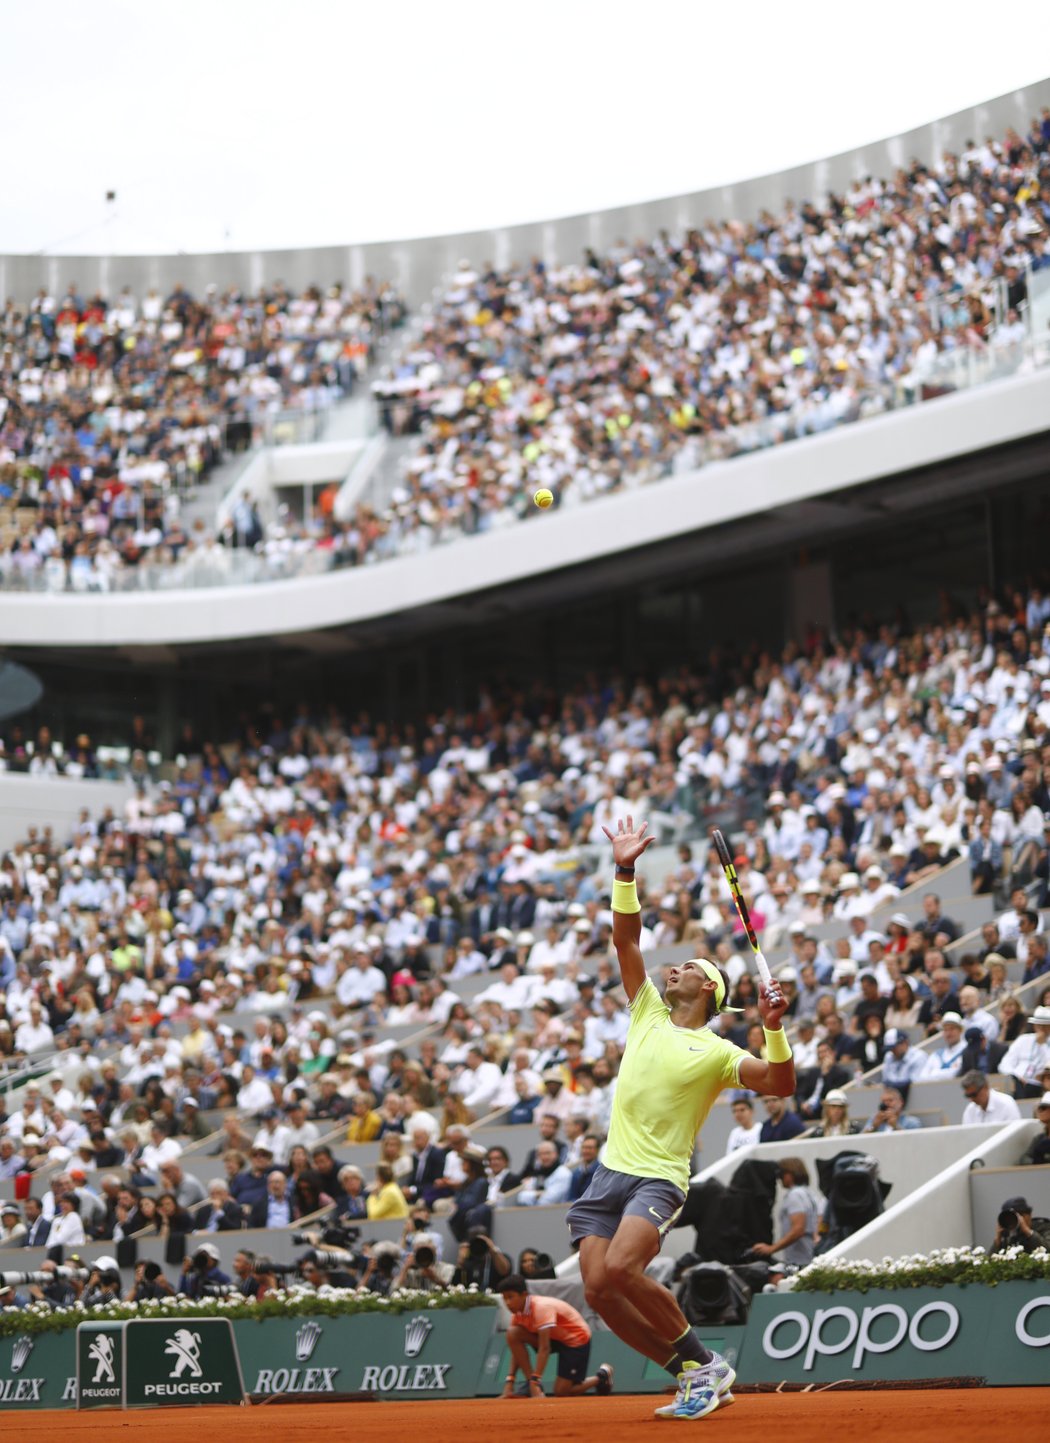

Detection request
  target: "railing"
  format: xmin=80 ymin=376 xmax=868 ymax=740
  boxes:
xmin=2 ymin=332 xmax=1048 ymax=595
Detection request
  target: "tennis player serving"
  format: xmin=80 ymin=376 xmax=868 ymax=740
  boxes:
xmin=567 ymin=816 xmax=796 ymax=1420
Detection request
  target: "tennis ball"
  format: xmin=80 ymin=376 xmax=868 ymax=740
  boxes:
xmin=533 ymin=489 xmax=554 ymax=509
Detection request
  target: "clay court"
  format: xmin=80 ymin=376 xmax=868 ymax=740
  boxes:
xmin=13 ymin=1389 xmax=1043 ymax=1442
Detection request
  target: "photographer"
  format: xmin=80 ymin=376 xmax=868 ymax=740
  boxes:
xmin=358 ymin=1240 xmax=402 ymax=1296
xmin=26 ymin=1260 xmax=86 ymax=1309
xmin=126 ymin=1259 xmax=176 ymax=1302
xmin=299 ymin=1249 xmax=359 ymax=1291
xmin=179 ymin=1242 xmax=231 ymax=1298
xmin=394 ymin=1234 xmax=454 ymax=1292
xmin=231 ymin=1249 xmax=261 ymax=1298
xmin=452 ymin=1226 xmax=511 ymax=1290
xmin=992 ymin=1195 xmax=1050 ymax=1255
xmin=251 ymin=1255 xmax=285 ymax=1300
xmin=82 ymin=1257 xmax=123 ymax=1309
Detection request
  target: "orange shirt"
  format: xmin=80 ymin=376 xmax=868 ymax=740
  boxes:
xmin=510 ymin=1293 xmax=590 ymax=1347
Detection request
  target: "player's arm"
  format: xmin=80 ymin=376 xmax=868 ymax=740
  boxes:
xmin=603 ymin=815 xmax=656 ymax=1003
xmin=738 ymin=982 xmax=796 ymax=1097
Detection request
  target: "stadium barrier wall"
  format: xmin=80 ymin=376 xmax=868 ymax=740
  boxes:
xmin=3 ymin=1278 xmax=1048 ymax=1410
xmin=738 ymin=1281 xmax=1050 ymax=1385
xmin=0 ymin=774 xmax=134 ymax=852
xmin=1 ymin=79 xmax=1048 ymax=307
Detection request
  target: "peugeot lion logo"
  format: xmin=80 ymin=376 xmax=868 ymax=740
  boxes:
xmin=403 ymin=1315 xmax=433 ymax=1359
xmin=88 ymin=1334 xmax=116 ymax=1383
xmin=165 ymin=1329 xmax=203 ymax=1378
xmin=10 ymin=1336 xmax=34 ymax=1376
xmin=295 ymin=1321 xmax=323 ymax=1362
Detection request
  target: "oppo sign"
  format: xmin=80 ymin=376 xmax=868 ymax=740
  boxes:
xmin=762 ymin=1294 xmax=1050 ymax=1373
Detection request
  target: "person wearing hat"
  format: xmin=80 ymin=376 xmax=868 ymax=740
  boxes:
xmin=881 ymin=1027 xmax=933 ymax=1100
xmin=178 ymin=1241 xmax=231 ymax=1298
xmin=926 ymin=1013 xmax=968 ymax=1076
xmin=1000 ymin=1005 xmax=1050 ymax=1098
xmin=810 ymin=1089 xmax=862 ymax=1138
xmin=576 ymin=817 xmax=794 ymax=1421
xmin=0 ymin=1202 xmax=25 ymax=1246
xmin=991 ymin=1194 xmax=1050 ymax=1255
xmin=1020 ymin=1093 xmax=1050 ymax=1166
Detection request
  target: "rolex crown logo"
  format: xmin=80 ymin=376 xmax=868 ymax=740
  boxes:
xmin=11 ymin=1335 xmax=34 ymax=1375
xmin=295 ymin=1320 xmax=323 ymax=1362
xmin=403 ymin=1314 xmax=433 ymax=1359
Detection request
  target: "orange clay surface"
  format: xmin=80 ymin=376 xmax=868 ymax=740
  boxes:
xmin=11 ymin=1389 xmax=1044 ymax=1443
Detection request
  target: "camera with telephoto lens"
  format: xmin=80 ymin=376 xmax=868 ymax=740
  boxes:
xmin=0 ymin=1267 xmax=91 ymax=1287
xmin=998 ymin=1209 xmax=1018 ymax=1230
xmin=413 ymin=1244 xmax=436 ymax=1268
xmin=251 ymin=1256 xmax=299 ymax=1278
xmin=190 ymin=1248 xmax=219 ymax=1272
xmin=293 ymin=1223 xmax=360 ymax=1250
xmin=531 ymin=1252 xmax=556 ymax=1279
xmin=302 ymin=1246 xmax=357 ymax=1271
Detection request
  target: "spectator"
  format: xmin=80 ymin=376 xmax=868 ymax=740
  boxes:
xmin=925 ymin=1014 xmax=968 ymax=1077
xmin=196 ymin=1179 xmax=244 ymax=1232
xmin=960 ymin=1070 xmax=1022 ymax=1125
xmin=862 ymin=1086 xmax=920 ymax=1133
xmin=758 ymin=1094 xmax=805 ymax=1143
xmin=725 ymin=1096 xmax=762 ymax=1153
xmin=0 ymin=1202 xmax=25 ymax=1245
xmin=810 ymin=1089 xmax=863 ymax=1138
xmin=447 ymin=1150 xmax=492 ymax=1238
xmin=1020 ymin=1093 xmax=1050 ymax=1166
xmin=366 ymin=1162 xmax=409 ymax=1220
xmin=48 ymin=1191 xmax=86 ymax=1246
xmin=999 ymin=1005 xmax=1050 ymax=1098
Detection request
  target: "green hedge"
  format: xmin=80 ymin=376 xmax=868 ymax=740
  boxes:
xmin=791 ymin=1245 xmax=1050 ymax=1294
xmin=0 ymin=1284 xmax=498 ymax=1338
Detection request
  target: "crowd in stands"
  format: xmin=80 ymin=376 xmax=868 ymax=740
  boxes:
xmin=1 ymin=578 xmax=1050 ymax=1305
xmin=361 ymin=108 xmax=1050 ymax=561
xmin=4 ymin=114 xmax=1050 ymax=589
xmin=0 ymin=281 xmax=405 ymax=591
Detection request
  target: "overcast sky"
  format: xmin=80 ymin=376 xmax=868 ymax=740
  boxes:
xmin=4 ymin=2 xmax=1049 ymax=256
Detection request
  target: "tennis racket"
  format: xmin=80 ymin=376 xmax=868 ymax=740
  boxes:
xmin=712 ymin=828 xmax=773 ymax=988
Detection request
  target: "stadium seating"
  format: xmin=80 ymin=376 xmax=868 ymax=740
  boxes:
xmin=2 ymin=566 xmax=1049 ymax=1306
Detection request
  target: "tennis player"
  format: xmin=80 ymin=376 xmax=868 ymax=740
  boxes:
xmin=567 ymin=816 xmax=796 ymax=1420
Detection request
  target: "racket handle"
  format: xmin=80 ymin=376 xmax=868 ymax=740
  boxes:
xmin=755 ymin=952 xmax=773 ymax=987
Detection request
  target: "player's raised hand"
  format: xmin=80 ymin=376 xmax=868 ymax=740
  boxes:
xmin=602 ymin=815 xmax=656 ymax=870
xmin=757 ymin=978 xmax=788 ymax=1029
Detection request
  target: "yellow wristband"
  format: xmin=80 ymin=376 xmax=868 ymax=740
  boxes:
xmin=763 ymin=1027 xmax=793 ymax=1063
xmin=612 ymin=878 xmax=641 ymax=914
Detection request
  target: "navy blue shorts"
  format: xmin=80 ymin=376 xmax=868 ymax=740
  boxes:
xmin=566 ymin=1162 xmax=685 ymax=1245
xmin=552 ymin=1338 xmax=591 ymax=1383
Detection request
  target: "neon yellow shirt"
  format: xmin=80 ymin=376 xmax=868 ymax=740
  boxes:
xmin=604 ymin=977 xmax=749 ymax=1194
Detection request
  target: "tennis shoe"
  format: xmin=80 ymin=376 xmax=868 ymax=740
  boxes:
xmin=654 ymin=1355 xmax=736 ymax=1420
xmin=596 ymin=1363 xmax=614 ymax=1395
